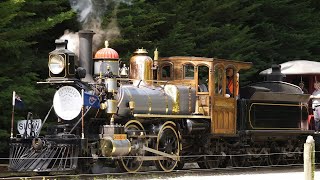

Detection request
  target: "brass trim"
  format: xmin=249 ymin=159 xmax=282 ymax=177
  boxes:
xmin=124 ymin=120 xmax=145 ymax=131
xmin=248 ymin=102 xmax=306 ymax=130
xmin=134 ymin=114 xmax=210 ymax=119
xmin=188 ymin=87 xmax=192 ymax=113
xmin=172 ymin=89 xmax=180 ymax=114
xmin=67 ymin=56 xmax=75 ymax=75
xmin=161 ymin=121 xmax=177 ymax=128
xmin=165 ymin=94 xmax=169 ymax=114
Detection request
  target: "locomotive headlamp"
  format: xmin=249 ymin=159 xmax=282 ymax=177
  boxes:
xmin=49 ymin=54 xmax=65 ymax=74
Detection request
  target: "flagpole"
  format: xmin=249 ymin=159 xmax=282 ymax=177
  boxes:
xmin=81 ymin=89 xmax=85 ymax=139
xmin=11 ymin=91 xmax=15 ymax=139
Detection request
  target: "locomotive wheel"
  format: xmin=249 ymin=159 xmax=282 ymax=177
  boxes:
xmin=175 ymin=161 xmax=185 ymax=170
xmin=197 ymin=160 xmax=207 ymax=169
xmin=268 ymin=142 xmax=281 ymax=166
xmin=154 ymin=125 xmax=180 ymax=172
xmin=259 ymin=148 xmax=270 ymax=166
xmin=118 ymin=123 xmax=145 ymax=173
xmin=204 ymin=154 xmax=221 ymax=169
xmin=247 ymin=145 xmax=266 ymax=166
xmin=294 ymin=146 xmax=303 ymax=165
xmin=231 ymin=150 xmax=248 ymax=167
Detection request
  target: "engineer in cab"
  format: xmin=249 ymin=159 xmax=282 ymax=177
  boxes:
xmin=226 ymin=68 xmax=239 ymax=98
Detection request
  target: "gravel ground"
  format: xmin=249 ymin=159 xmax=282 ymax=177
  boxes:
xmin=1 ymin=165 xmax=320 ymax=180
xmin=168 ymin=170 xmax=320 ymax=180
xmin=87 ymin=166 xmax=320 ymax=180
xmin=157 ymin=167 xmax=320 ymax=180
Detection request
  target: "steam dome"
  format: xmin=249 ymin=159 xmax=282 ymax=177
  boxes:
xmin=94 ymin=41 xmax=119 ymax=59
xmin=93 ymin=41 xmax=120 ymax=76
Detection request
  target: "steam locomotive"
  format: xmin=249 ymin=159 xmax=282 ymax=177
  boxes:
xmin=8 ymin=30 xmax=314 ymax=174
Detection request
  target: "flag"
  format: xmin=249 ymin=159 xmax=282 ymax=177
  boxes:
xmin=12 ymin=91 xmax=24 ymax=109
xmin=83 ymin=91 xmax=100 ymax=108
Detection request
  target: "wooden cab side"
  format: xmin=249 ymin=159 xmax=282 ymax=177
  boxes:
xmin=157 ymin=56 xmax=252 ymax=136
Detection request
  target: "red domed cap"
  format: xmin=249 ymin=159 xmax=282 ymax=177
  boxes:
xmin=94 ymin=41 xmax=119 ymax=59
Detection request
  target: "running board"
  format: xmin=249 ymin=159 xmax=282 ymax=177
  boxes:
xmin=142 ymin=146 xmax=179 ymax=161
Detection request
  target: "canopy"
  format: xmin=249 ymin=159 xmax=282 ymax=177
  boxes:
xmin=259 ymin=60 xmax=320 ymax=75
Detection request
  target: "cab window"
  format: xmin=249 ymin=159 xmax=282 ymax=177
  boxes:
xmin=198 ymin=65 xmax=209 ymax=92
xmin=226 ymin=67 xmax=238 ymax=98
xmin=184 ymin=63 xmax=194 ymax=79
xmin=214 ymin=66 xmax=224 ymax=96
xmin=161 ymin=63 xmax=172 ymax=79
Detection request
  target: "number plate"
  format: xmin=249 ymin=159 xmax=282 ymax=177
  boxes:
xmin=113 ymin=134 xmax=127 ymax=140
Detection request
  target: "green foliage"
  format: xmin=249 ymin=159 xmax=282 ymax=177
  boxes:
xmin=0 ymin=0 xmax=75 ymax=156
xmin=113 ymin=0 xmax=320 ymax=83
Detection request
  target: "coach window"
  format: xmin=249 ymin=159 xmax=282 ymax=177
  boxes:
xmin=184 ymin=63 xmax=194 ymax=79
xmin=161 ymin=63 xmax=172 ymax=79
xmin=214 ymin=65 xmax=224 ymax=96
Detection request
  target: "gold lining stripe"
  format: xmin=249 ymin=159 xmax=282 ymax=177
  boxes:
xmin=248 ymin=102 xmax=307 ymax=130
xmin=188 ymin=87 xmax=191 ymax=113
xmin=134 ymin=114 xmax=210 ymax=119
xmin=165 ymin=94 xmax=169 ymax=114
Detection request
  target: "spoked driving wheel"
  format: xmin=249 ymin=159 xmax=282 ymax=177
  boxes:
xmin=154 ymin=125 xmax=180 ymax=172
xmin=118 ymin=123 xmax=145 ymax=173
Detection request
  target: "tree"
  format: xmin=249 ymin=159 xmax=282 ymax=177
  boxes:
xmin=0 ymin=0 xmax=75 ymax=156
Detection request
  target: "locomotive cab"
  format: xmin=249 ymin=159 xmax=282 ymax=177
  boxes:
xmin=157 ymin=57 xmax=252 ymax=135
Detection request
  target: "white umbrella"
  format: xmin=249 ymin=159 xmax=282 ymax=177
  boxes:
xmin=259 ymin=60 xmax=320 ymax=75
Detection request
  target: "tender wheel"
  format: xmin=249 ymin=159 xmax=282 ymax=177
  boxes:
xmin=294 ymin=145 xmax=303 ymax=165
xmin=205 ymin=153 xmax=222 ymax=168
xmin=198 ymin=154 xmax=221 ymax=169
xmin=268 ymin=142 xmax=281 ymax=166
xmin=154 ymin=125 xmax=180 ymax=172
xmin=232 ymin=150 xmax=248 ymax=167
xmin=197 ymin=159 xmax=207 ymax=169
xmin=118 ymin=123 xmax=145 ymax=173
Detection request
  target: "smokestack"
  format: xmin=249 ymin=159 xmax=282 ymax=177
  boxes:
xmin=79 ymin=30 xmax=95 ymax=82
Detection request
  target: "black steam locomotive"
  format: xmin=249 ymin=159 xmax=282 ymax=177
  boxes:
xmin=8 ymin=30 xmax=314 ymax=174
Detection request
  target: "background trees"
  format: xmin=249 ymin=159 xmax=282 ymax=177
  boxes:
xmin=0 ymin=0 xmax=76 ymax=156
xmin=0 ymin=0 xmax=320 ymax=156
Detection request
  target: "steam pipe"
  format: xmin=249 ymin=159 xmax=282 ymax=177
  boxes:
xmin=79 ymin=30 xmax=95 ymax=82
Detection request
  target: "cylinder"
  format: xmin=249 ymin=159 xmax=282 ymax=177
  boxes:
xmin=100 ymin=138 xmax=131 ymax=157
xmin=79 ymin=30 xmax=95 ymax=82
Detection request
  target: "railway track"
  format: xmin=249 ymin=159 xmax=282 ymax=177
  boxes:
xmin=0 ymin=163 xmax=309 ymax=180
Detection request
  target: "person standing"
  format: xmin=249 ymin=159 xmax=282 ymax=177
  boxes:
xmin=299 ymin=82 xmax=308 ymax=94
xmin=311 ymin=82 xmax=320 ymax=132
xmin=226 ymin=68 xmax=239 ymax=98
